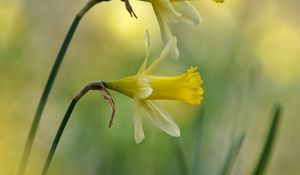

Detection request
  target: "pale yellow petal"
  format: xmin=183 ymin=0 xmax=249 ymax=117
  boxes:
xmin=137 ymin=56 xmax=148 ymax=77
xmin=146 ymin=37 xmax=178 ymax=74
xmin=152 ymin=6 xmax=173 ymax=44
xmin=137 ymin=57 xmax=148 ymax=77
xmin=134 ymin=99 xmax=145 ymax=143
xmin=144 ymin=30 xmax=151 ymax=52
xmin=157 ymin=36 xmax=177 ymax=61
xmin=173 ymin=1 xmax=201 ymax=25
xmin=172 ymin=45 xmax=180 ymax=60
xmin=137 ymin=30 xmax=152 ymax=76
xmin=152 ymin=0 xmax=181 ymax=18
xmin=140 ymin=100 xmax=180 ymax=137
xmin=152 ymin=6 xmax=180 ymax=60
xmin=135 ymin=77 xmax=153 ymax=99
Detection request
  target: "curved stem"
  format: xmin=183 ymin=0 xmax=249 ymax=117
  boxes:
xmin=17 ymin=1 xmax=102 ymax=174
xmin=17 ymin=15 xmax=81 ymax=175
xmin=41 ymin=81 xmax=113 ymax=175
xmin=41 ymin=99 xmax=78 ymax=175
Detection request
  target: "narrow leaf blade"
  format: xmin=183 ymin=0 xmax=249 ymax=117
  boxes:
xmin=253 ymin=105 xmax=282 ymax=175
xmin=220 ymin=134 xmax=245 ymax=175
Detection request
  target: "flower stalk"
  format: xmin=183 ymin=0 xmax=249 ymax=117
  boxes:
xmin=17 ymin=1 xmax=104 ymax=174
xmin=41 ymin=81 xmax=115 ymax=175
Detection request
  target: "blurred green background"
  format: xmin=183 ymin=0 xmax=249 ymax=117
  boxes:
xmin=1 ymin=0 xmax=300 ymax=174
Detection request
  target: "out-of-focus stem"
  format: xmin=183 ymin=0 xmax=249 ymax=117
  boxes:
xmin=41 ymin=99 xmax=78 ymax=175
xmin=41 ymin=81 xmax=112 ymax=175
xmin=17 ymin=1 xmax=103 ymax=174
xmin=172 ymin=138 xmax=189 ymax=175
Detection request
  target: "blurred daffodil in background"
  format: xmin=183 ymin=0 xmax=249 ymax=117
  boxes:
xmin=144 ymin=0 xmax=201 ymax=59
xmin=138 ymin=0 xmax=224 ymax=59
xmin=105 ymin=32 xmax=203 ymax=143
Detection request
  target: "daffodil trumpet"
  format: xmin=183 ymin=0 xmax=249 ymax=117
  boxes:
xmin=104 ymin=32 xmax=203 ymax=143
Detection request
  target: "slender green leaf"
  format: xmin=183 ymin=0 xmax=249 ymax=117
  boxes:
xmin=192 ymin=108 xmax=205 ymax=175
xmin=171 ymin=138 xmax=189 ymax=175
xmin=252 ymin=105 xmax=281 ymax=175
xmin=220 ymin=134 xmax=245 ymax=175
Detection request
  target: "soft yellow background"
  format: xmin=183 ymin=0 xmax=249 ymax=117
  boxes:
xmin=1 ymin=0 xmax=300 ymax=174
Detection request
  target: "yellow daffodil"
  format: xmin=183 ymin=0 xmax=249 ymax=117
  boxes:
xmin=104 ymin=33 xmax=203 ymax=143
xmin=147 ymin=0 xmax=201 ymax=59
xmin=134 ymin=0 xmax=224 ymax=59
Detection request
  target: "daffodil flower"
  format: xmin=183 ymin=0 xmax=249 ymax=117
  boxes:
xmin=104 ymin=33 xmax=203 ymax=143
xmin=123 ymin=0 xmax=224 ymax=59
xmin=148 ymin=0 xmax=200 ymax=59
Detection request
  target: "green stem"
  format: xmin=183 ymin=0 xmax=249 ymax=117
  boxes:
xmin=17 ymin=1 xmax=102 ymax=174
xmin=17 ymin=14 xmax=81 ymax=175
xmin=41 ymin=99 xmax=78 ymax=175
xmin=41 ymin=81 xmax=108 ymax=175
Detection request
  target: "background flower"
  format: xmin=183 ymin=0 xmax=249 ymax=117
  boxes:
xmin=150 ymin=0 xmax=201 ymax=59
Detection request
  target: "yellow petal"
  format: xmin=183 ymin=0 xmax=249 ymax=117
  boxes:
xmin=140 ymin=100 xmax=180 ymax=137
xmin=144 ymin=30 xmax=151 ymax=53
xmin=152 ymin=6 xmax=180 ymax=60
xmin=152 ymin=0 xmax=181 ymax=18
xmin=136 ymin=77 xmax=153 ymax=98
xmin=136 ymin=56 xmax=148 ymax=77
xmin=134 ymin=99 xmax=145 ymax=143
xmin=173 ymin=2 xmax=201 ymax=25
xmin=146 ymin=37 xmax=178 ymax=74
xmin=152 ymin=6 xmax=173 ymax=44
xmin=137 ymin=31 xmax=151 ymax=76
